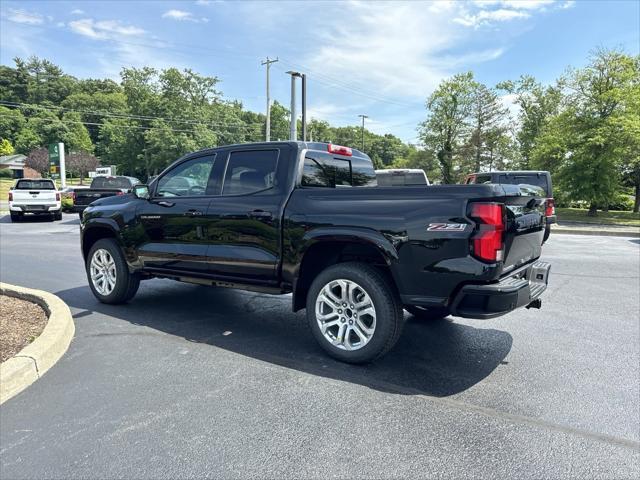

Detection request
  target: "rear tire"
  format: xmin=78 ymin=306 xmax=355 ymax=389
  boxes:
xmin=306 ymin=262 xmax=404 ymax=364
xmin=404 ymin=305 xmax=449 ymax=321
xmin=54 ymin=211 xmax=62 ymax=221
xmin=10 ymin=212 xmax=21 ymax=222
xmin=86 ymin=238 xmax=140 ymax=304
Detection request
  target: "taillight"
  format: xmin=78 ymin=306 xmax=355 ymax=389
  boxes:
xmin=116 ymin=191 xmax=124 ymax=196
xmin=56 ymin=193 xmax=60 ymax=201
xmin=469 ymin=202 xmax=505 ymax=263
xmin=327 ymin=144 xmax=353 ymax=156
xmin=8 ymin=192 xmax=13 ymax=202
xmin=545 ymin=198 xmax=555 ymax=217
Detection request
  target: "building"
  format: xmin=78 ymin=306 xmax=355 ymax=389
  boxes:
xmin=0 ymin=154 xmax=39 ymax=179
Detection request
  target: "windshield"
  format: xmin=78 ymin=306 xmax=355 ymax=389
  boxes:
xmin=91 ymin=177 xmax=131 ymax=189
xmin=15 ymin=180 xmax=55 ymax=190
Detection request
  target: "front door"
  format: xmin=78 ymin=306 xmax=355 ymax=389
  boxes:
xmin=206 ymin=148 xmax=284 ymax=284
xmin=137 ymin=153 xmax=221 ymax=274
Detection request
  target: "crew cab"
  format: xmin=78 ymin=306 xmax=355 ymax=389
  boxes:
xmin=465 ymin=171 xmax=556 ymax=243
xmin=8 ymin=178 xmax=61 ymax=222
xmin=80 ymin=142 xmax=550 ymax=363
xmin=72 ymin=175 xmax=140 ymax=218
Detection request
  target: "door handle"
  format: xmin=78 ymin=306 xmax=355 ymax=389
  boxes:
xmin=184 ymin=209 xmax=203 ymax=217
xmin=249 ymin=209 xmax=272 ymax=219
xmin=156 ymin=201 xmax=175 ymax=207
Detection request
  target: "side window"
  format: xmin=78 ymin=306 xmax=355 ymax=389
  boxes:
xmin=476 ymin=175 xmax=492 ymax=184
xmin=156 ymin=155 xmax=216 ymax=197
xmin=302 ymin=157 xmax=352 ymax=187
xmin=222 ymin=150 xmax=278 ymax=195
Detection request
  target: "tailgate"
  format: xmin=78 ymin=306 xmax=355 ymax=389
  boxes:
xmin=11 ymin=190 xmax=57 ymax=205
xmin=500 ymin=185 xmax=546 ymax=272
xmin=75 ymin=190 xmax=121 ymax=206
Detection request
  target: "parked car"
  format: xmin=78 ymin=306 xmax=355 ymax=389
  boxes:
xmin=464 ymin=171 xmax=556 ymax=243
xmin=376 ymin=169 xmax=429 ymax=186
xmin=8 ymin=178 xmax=61 ymax=222
xmin=72 ymin=176 xmax=140 ymax=218
xmin=81 ymin=142 xmax=550 ymax=363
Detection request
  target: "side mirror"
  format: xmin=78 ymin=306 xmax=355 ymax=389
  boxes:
xmin=133 ymin=184 xmax=150 ymax=200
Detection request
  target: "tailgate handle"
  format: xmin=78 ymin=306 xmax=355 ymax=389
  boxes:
xmin=249 ymin=209 xmax=272 ymax=219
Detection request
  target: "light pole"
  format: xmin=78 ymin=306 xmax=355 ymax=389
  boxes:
xmin=261 ymin=57 xmax=278 ymax=142
xmin=358 ymin=114 xmax=368 ymax=151
xmin=286 ymin=71 xmax=302 ymax=141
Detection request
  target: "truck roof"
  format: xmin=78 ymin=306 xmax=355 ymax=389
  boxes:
xmin=188 ymin=141 xmax=370 ymax=160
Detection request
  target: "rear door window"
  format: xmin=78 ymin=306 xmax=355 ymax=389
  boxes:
xmin=222 ymin=150 xmax=279 ymax=195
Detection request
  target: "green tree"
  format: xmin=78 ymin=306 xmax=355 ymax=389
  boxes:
xmin=62 ymin=112 xmax=94 ymax=153
xmin=532 ymin=49 xmax=639 ymax=215
xmin=498 ymin=75 xmax=563 ymax=169
xmin=0 ymin=105 xmax=26 ymax=142
xmin=420 ymin=72 xmax=475 ymax=183
xmin=0 ymin=138 xmax=15 ymax=155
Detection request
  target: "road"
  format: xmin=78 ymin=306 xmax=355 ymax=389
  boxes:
xmin=1 ymin=214 xmax=639 ymax=479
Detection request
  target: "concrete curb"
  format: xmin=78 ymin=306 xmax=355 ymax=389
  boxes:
xmin=553 ymin=227 xmax=640 ymax=238
xmin=0 ymin=283 xmax=75 ymax=404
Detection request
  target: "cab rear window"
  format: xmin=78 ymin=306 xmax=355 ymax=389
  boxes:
xmin=15 ymin=180 xmax=55 ymax=190
xmin=302 ymin=154 xmax=376 ymax=188
xmin=498 ymin=175 xmax=549 ymax=195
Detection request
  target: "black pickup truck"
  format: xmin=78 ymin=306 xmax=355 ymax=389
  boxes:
xmin=72 ymin=175 xmax=140 ymax=218
xmin=80 ymin=142 xmax=550 ymax=363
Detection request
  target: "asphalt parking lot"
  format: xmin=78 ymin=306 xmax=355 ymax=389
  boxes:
xmin=1 ymin=213 xmax=639 ymax=479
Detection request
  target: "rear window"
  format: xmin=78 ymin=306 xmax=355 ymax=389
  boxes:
xmin=377 ymin=171 xmax=427 ymax=186
xmin=497 ymin=174 xmax=549 ymax=195
xmin=91 ymin=177 xmax=132 ymax=189
xmin=15 ymin=180 xmax=55 ymax=190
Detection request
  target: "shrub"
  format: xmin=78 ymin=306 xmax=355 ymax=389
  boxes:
xmin=0 ymin=168 xmax=13 ymax=178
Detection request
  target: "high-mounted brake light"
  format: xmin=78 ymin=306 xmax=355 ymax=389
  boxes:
xmin=545 ymin=198 xmax=555 ymax=217
xmin=8 ymin=192 xmax=12 ymax=202
xmin=469 ymin=202 xmax=505 ymax=263
xmin=327 ymin=144 xmax=352 ymax=156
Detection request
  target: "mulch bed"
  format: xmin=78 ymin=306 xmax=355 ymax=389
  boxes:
xmin=0 ymin=295 xmax=48 ymax=363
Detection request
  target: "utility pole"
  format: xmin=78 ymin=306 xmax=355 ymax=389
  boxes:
xmin=261 ymin=57 xmax=278 ymax=142
xmin=286 ymin=71 xmax=302 ymax=141
xmin=301 ymin=73 xmax=307 ymax=141
xmin=358 ymin=114 xmax=368 ymax=151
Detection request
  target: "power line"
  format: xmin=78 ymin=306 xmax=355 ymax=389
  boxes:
xmin=0 ymin=101 xmax=265 ymax=132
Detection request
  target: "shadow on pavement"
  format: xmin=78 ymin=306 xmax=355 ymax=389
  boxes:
xmin=56 ymin=282 xmax=513 ymax=397
xmin=0 ymin=213 xmax=56 ymax=223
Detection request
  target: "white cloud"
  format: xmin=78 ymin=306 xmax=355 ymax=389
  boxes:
xmin=71 ymin=9 xmax=85 ymax=15
xmin=68 ymin=18 xmax=146 ymax=40
xmin=162 ymin=9 xmax=209 ymax=23
xmin=454 ymin=8 xmax=530 ymax=27
xmin=4 ymin=8 xmax=45 ymax=25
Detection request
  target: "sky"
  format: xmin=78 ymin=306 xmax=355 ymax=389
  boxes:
xmin=1 ymin=0 xmax=638 ymax=144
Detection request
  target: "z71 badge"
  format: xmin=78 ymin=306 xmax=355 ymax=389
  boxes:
xmin=427 ymin=223 xmax=467 ymax=232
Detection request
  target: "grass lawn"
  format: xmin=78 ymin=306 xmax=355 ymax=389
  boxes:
xmin=556 ymin=207 xmax=640 ymax=226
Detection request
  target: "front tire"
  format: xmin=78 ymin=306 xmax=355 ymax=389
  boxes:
xmin=306 ymin=262 xmax=404 ymax=364
xmin=86 ymin=238 xmax=140 ymax=304
xmin=404 ymin=305 xmax=449 ymax=321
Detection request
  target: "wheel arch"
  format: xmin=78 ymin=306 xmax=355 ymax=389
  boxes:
xmin=82 ymin=220 xmax=123 ymax=262
xmin=292 ymin=229 xmax=400 ymax=312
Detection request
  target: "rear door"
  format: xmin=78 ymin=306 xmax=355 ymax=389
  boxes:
xmin=136 ymin=153 xmax=222 ymax=274
xmin=205 ymin=147 xmax=287 ymax=283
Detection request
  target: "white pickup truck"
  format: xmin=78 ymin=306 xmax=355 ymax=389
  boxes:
xmin=9 ymin=179 xmax=62 ymax=222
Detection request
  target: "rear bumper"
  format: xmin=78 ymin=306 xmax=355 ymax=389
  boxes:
xmin=450 ymin=260 xmax=551 ymax=319
xmin=69 ymin=205 xmax=88 ymax=213
xmin=10 ymin=204 xmax=61 ymax=213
